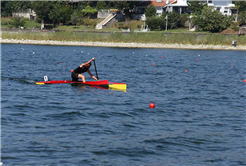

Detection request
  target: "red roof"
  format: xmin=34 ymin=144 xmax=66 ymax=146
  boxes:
xmin=137 ymin=0 xmax=166 ymax=7
xmin=137 ymin=0 xmax=177 ymax=7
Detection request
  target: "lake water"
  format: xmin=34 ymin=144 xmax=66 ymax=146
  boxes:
xmin=1 ymin=43 xmax=246 ymax=166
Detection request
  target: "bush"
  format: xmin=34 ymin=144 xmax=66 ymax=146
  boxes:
xmin=146 ymin=16 xmax=162 ymax=30
xmin=193 ymin=6 xmax=233 ymax=33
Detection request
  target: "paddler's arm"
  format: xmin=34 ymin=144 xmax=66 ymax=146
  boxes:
xmin=80 ymin=58 xmax=95 ymax=67
xmin=87 ymin=69 xmax=98 ymax=81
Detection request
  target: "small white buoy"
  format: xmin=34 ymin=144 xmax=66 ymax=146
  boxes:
xmin=198 ymin=54 xmax=200 ymax=56
xmin=74 ymin=50 xmax=75 ymax=51
xmin=133 ymin=52 xmax=134 ymax=54
xmin=33 ymin=52 xmax=35 ymax=54
xmin=88 ymin=53 xmax=89 ymax=55
xmin=81 ymin=51 xmax=83 ymax=53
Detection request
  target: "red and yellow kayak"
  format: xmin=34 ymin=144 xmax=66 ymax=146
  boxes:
xmin=36 ymin=80 xmax=127 ymax=91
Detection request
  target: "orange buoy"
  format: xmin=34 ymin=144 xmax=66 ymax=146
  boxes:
xmin=223 ymin=57 xmax=225 ymax=58
xmin=161 ymin=56 xmax=163 ymax=58
xmin=71 ymin=70 xmax=74 ymax=73
xmin=196 ymin=59 xmax=198 ymax=61
xmin=149 ymin=103 xmax=155 ymax=108
xmin=59 ymin=63 xmax=62 ymax=65
xmin=244 ymin=79 xmax=246 ymax=82
xmin=185 ymin=70 xmax=188 ymax=72
xmin=153 ymin=63 xmax=155 ymax=65
xmin=231 ymin=63 xmax=233 ymax=65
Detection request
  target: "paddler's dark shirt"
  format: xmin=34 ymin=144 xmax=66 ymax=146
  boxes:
xmin=73 ymin=66 xmax=88 ymax=73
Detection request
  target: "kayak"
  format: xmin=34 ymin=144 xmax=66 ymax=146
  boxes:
xmin=36 ymin=79 xmax=127 ymax=91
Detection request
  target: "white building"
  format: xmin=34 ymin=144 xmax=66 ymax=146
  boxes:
xmin=136 ymin=0 xmax=236 ymax=16
xmin=12 ymin=9 xmax=36 ymax=20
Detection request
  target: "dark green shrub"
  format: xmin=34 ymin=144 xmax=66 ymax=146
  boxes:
xmin=146 ymin=16 xmax=162 ymax=30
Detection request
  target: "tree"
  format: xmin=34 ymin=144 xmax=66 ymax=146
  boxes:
xmin=112 ymin=0 xmax=140 ymax=10
xmin=193 ymin=6 xmax=233 ymax=33
xmin=48 ymin=1 xmax=73 ymax=28
xmin=187 ymin=1 xmax=207 ymax=14
xmin=238 ymin=11 xmax=246 ymax=25
xmin=81 ymin=5 xmax=97 ymax=18
xmin=71 ymin=12 xmax=79 ymax=28
xmin=11 ymin=1 xmax=32 ymax=13
xmin=233 ymin=1 xmax=246 ymax=25
xmin=162 ymin=12 xmax=181 ymax=29
xmin=112 ymin=1 xmax=138 ymax=21
xmin=1 ymin=1 xmax=32 ymax=17
xmin=32 ymin=1 xmax=53 ymax=29
xmin=80 ymin=0 xmax=98 ymax=7
xmin=145 ymin=5 xmax=156 ymax=17
xmin=233 ymin=1 xmax=246 ymax=13
xmin=96 ymin=1 xmax=107 ymax=11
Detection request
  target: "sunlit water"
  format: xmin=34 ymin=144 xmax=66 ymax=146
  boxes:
xmin=1 ymin=43 xmax=246 ymax=165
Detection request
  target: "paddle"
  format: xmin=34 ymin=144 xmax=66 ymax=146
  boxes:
xmin=93 ymin=59 xmax=99 ymax=80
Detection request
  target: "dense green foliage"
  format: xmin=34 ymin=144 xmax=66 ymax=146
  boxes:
xmin=187 ymin=1 xmax=207 ymax=14
xmin=1 ymin=1 xmax=32 ymax=17
xmin=71 ymin=12 xmax=79 ymax=28
xmin=96 ymin=1 xmax=107 ymax=11
xmin=146 ymin=12 xmax=189 ymax=30
xmin=0 ymin=1 xmax=241 ymax=33
xmin=112 ymin=1 xmax=138 ymax=11
xmin=238 ymin=11 xmax=246 ymax=25
xmin=193 ymin=6 xmax=233 ymax=33
xmin=232 ymin=1 xmax=246 ymax=25
xmin=145 ymin=5 xmax=156 ymax=17
xmin=81 ymin=5 xmax=97 ymax=18
xmin=11 ymin=15 xmax=29 ymax=28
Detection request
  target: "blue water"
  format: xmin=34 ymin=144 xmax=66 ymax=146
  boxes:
xmin=1 ymin=43 xmax=246 ymax=166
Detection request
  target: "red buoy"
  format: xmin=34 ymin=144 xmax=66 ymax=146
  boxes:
xmin=153 ymin=63 xmax=155 ymax=65
xmin=161 ymin=56 xmax=163 ymax=58
xmin=185 ymin=70 xmax=188 ymax=72
xmin=149 ymin=103 xmax=155 ymax=108
xmin=71 ymin=70 xmax=74 ymax=73
xmin=244 ymin=79 xmax=246 ymax=82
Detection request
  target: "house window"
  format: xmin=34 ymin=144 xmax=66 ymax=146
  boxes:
xmin=217 ymin=7 xmax=221 ymax=10
xmin=224 ymin=7 xmax=228 ymax=13
xmin=208 ymin=0 xmax=212 ymax=3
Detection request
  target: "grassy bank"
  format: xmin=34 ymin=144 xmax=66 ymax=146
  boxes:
xmin=2 ymin=31 xmax=246 ymax=46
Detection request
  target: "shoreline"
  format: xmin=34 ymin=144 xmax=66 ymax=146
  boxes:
xmin=1 ymin=39 xmax=246 ymax=50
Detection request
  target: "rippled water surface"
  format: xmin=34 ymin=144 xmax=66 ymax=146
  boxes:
xmin=1 ymin=43 xmax=246 ymax=165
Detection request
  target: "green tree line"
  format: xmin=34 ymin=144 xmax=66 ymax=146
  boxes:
xmin=1 ymin=1 xmax=245 ymax=32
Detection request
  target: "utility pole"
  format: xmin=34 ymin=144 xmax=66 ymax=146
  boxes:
xmin=165 ymin=15 xmax=168 ymax=31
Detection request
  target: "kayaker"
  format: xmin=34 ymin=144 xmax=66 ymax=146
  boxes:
xmin=71 ymin=58 xmax=98 ymax=82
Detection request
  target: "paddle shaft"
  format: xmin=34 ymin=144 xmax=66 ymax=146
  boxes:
xmin=93 ymin=60 xmax=99 ymax=80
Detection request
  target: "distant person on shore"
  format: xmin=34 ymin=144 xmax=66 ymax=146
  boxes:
xmin=71 ymin=58 xmax=98 ymax=82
